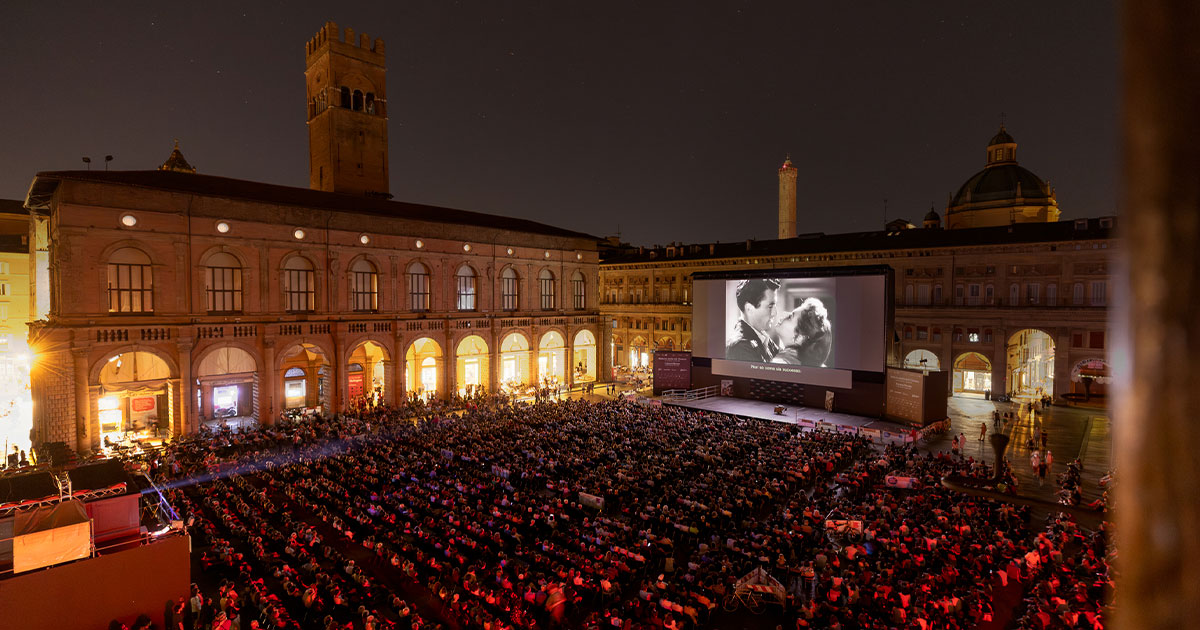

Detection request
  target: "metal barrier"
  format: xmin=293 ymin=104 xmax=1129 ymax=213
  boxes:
xmin=661 ymin=385 xmax=720 ymax=402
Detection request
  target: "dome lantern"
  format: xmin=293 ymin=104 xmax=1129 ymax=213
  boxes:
xmin=986 ymin=124 xmax=1017 ymax=166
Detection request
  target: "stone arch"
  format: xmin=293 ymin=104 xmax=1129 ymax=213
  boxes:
xmin=455 ymin=334 xmax=490 ymax=395
xmin=405 ymin=337 xmax=444 ymax=398
xmin=98 ymin=238 xmax=157 ymax=264
xmin=1006 ymin=328 xmax=1056 ymax=397
xmin=89 ymin=344 xmax=179 ymax=383
xmin=572 ymin=329 xmax=597 ymax=382
xmin=277 ymin=341 xmax=333 ymax=412
xmin=902 ymin=348 xmax=941 ymax=370
xmin=197 ymin=244 xmax=252 ymax=268
xmin=538 ymin=330 xmax=567 ymax=385
xmin=952 ymin=351 xmax=993 ymax=396
xmin=91 ymin=347 xmax=177 ymax=441
xmin=346 ymin=339 xmax=391 ymax=403
xmin=629 ymin=335 xmax=650 ymax=368
xmin=194 ymin=343 xmax=261 ymax=424
xmin=499 ymin=331 xmax=532 ymax=391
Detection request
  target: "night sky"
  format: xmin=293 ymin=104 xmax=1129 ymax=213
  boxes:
xmin=0 ymin=1 xmax=1117 ymax=246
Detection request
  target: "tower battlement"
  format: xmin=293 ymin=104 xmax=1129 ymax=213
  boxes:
xmin=306 ymin=21 xmax=385 ymax=65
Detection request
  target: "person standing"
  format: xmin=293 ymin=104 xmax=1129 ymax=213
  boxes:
xmin=979 ymin=422 xmax=987 ymax=441
xmin=951 ymin=434 xmax=960 ymax=456
xmin=1031 ymin=450 xmax=1042 ymax=486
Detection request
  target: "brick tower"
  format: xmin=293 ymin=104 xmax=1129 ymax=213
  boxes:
xmin=778 ymin=155 xmax=798 ymax=239
xmin=305 ymin=22 xmax=390 ymax=197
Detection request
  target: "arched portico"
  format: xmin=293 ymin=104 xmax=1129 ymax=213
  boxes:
xmin=538 ymin=330 xmax=566 ymax=387
xmin=195 ymin=345 xmax=259 ymax=426
xmin=92 ymin=349 xmax=176 ymax=446
xmin=903 ymin=348 xmax=941 ymax=371
xmin=1006 ymin=328 xmax=1055 ymax=398
xmin=347 ymin=340 xmax=390 ymax=405
xmin=405 ymin=337 xmax=443 ymax=399
xmin=277 ymin=342 xmax=332 ymax=413
xmin=572 ymin=329 xmax=597 ymax=383
xmin=953 ymin=352 xmax=992 ymax=397
xmin=455 ymin=335 xmax=490 ymax=395
xmin=499 ymin=332 xmax=532 ymax=393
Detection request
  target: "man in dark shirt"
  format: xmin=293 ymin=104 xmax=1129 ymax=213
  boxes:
xmin=726 ymin=278 xmax=780 ymax=363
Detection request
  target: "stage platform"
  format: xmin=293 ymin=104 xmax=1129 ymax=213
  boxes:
xmin=664 ymin=396 xmax=915 ymax=438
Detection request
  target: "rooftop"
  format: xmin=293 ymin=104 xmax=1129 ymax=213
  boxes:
xmin=601 ymin=217 xmax=1115 ymax=265
xmin=25 ymin=170 xmax=599 ymax=242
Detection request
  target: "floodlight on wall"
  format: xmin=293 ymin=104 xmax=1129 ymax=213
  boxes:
xmin=415 ymin=240 xmax=424 ymax=249
xmin=216 ymin=221 xmax=230 ymax=234
xmin=359 ymin=234 xmax=371 ymax=245
xmin=293 ymin=229 xmax=306 ymax=240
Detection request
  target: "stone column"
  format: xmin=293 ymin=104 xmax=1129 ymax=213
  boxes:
xmin=260 ymin=336 xmax=275 ymax=425
xmin=71 ymin=347 xmax=91 ymax=452
xmin=332 ymin=323 xmax=347 ymax=413
xmin=178 ymin=338 xmax=195 ymax=435
xmin=1054 ymin=330 xmax=1071 ymax=402
xmin=393 ymin=332 xmax=407 ymax=404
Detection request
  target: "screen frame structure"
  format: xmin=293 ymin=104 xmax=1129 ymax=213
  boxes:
xmin=692 ymin=265 xmax=894 ymax=379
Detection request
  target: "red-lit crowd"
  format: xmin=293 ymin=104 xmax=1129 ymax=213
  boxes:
xmin=127 ymin=398 xmax=1112 ymax=630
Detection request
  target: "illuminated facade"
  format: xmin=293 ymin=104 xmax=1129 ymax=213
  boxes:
xmin=601 ymin=128 xmax=1111 ymax=403
xmin=22 ymin=24 xmax=603 ymax=452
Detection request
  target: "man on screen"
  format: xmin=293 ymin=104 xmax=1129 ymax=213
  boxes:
xmin=770 ymin=297 xmax=833 ymax=367
xmin=726 ymin=278 xmax=780 ymax=362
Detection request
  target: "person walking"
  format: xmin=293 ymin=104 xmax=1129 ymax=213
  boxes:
xmin=979 ymin=422 xmax=987 ymax=441
xmin=951 ymin=434 xmax=960 ymax=456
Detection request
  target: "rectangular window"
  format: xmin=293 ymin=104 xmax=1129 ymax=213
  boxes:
xmin=284 ymin=269 xmax=315 ymax=312
xmin=540 ymin=277 xmax=557 ymax=310
xmin=573 ymin=278 xmax=586 ymax=310
xmin=1089 ymin=331 xmax=1105 ymax=349
xmin=206 ymin=266 xmax=243 ymax=313
xmin=968 ymin=284 xmax=981 ymax=306
xmin=409 ymin=270 xmax=430 ymax=311
xmin=968 ymin=330 xmax=980 ymax=343
xmin=1009 ymin=284 xmax=1020 ymax=306
xmin=0 ymin=262 xmax=9 ymax=274
xmin=1073 ymin=332 xmax=1084 ymax=347
xmin=1073 ymin=283 xmax=1085 ymax=305
xmin=456 ymin=275 xmax=477 ymax=311
xmin=955 ymin=285 xmax=964 ymax=306
xmin=904 ymin=328 xmax=912 ymax=340
xmin=0 ymin=303 xmax=7 ymax=320
xmin=917 ymin=285 xmax=930 ymax=306
xmin=1046 ymin=284 xmax=1057 ymax=306
xmin=1090 ymin=281 xmax=1107 ymax=306
xmin=502 ymin=276 xmax=519 ymax=311
xmin=0 ymin=283 xmax=8 ymax=297
xmin=933 ymin=284 xmax=942 ymax=304
xmin=917 ymin=326 xmax=928 ymax=340
xmin=107 ymin=263 xmax=153 ymax=313
xmin=1026 ymin=283 xmax=1040 ymax=305
xmin=352 ymin=270 xmax=379 ymax=312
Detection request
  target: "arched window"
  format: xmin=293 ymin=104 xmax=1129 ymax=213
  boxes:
xmin=107 ymin=247 xmax=153 ymax=313
xmin=205 ymin=252 xmax=242 ymax=313
xmin=350 ymin=259 xmax=378 ymax=312
xmin=501 ymin=267 xmax=519 ymax=311
xmin=572 ymin=271 xmax=586 ymax=310
xmin=339 ymin=86 xmax=351 ymax=108
xmin=352 ymin=90 xmax=364 ymax=111
xmin=539 ymin=269 xmax=557 ymax=310
xmin=365 ymin=93 xmax=375 ymax=114
xmin=407 ymin=262 xmax=430 ymax=312
xmin=456 ymin=265 xmax=477 ymax=311
xmin=283 ymin=256 xmax=316 ymax=312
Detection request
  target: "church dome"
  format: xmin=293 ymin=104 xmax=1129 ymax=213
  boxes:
xmin=950 ymin=163 xmax=1051 ymax=206
xmin=924 ymin=207 xmax=940 ymax=222
xmin=989 ymin=128 xmax=1015 ymax=146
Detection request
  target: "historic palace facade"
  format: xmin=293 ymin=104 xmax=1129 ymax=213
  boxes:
xmin=22 ymin=23 xmax=603 ymax=452
xmin=601 ymin=128 xmax=1112 ymax=404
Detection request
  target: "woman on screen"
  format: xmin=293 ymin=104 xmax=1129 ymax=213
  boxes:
xmin=770 ymin=297 xmax=833 ymax=367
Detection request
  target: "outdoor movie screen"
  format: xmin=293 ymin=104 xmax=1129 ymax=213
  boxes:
xmin=691 ymin=267 xmax=891 ymax=389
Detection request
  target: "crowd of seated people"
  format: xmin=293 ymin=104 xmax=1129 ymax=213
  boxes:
xmin=126 ymin=398 xmax=1112 ymax=629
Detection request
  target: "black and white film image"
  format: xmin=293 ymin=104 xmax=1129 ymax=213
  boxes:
xmin=724 ymin=277 xmax=835 ymax=367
